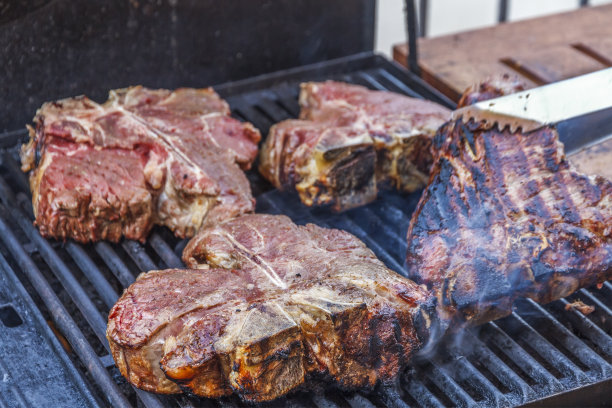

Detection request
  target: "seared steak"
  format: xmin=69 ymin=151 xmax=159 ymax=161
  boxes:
xmin=259 ymin=81 xmax=450 ymax=211
xmin=456 ymin=74 xmax=527 ymax=108
xmin=21 ymin=86 xmax=260 ymax=243
xmin=107 ymin=214 xmax=436 ymax=401
xmin=406 ymin=95 xmax=612 ymax=327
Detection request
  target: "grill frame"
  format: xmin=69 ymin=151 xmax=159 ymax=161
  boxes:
xmin=0 ymin=52 xmax=610 ymax=407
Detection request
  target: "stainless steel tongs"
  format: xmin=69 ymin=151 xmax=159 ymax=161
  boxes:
xmin=450 ymin=68 xmax=612 ymax=134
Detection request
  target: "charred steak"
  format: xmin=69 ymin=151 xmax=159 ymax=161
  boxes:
xmin=21 ymin=86 xmax=261 ymax=243
xmin=406 ymin=82 xmax=612 ymax=327
xmin=107 ymin=214 xmax=436 ymax=401
xmin=259 ymin=81 xmax=450 ymax=211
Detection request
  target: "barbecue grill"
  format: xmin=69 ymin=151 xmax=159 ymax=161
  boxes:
xmin=0 ymin=52 xmax=610 ymax=407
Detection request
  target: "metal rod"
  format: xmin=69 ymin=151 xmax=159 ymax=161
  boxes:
xmin=122 ymin=240 xmax=158 ymax=272
xmin=404 ymin=379 xmax=445 ymax=408
xmin=149 ymin=233 xmax=184 ymax=269
xmin=444 ymin=356 xmax=510 ymax=406
xmin=508 ymin=311 xmax=587 ymax=382
xmin=524 ymin=300 xmax=610 ymax=372
xmin=461 ymin=330 xmax=533 ymax=402
xmin=426 ymin=362 xmax=476 ymax=406
xmin=0 ymin=244 xmax=100 ymax=407
xmin=95 ymin=242 xmax=137 ymax=287
xmin=3 ymin=200 xmax=109 ymax=345
xmin=0 ymin=207 xmax=131 ymax=408
xmin=556 ymin=298 xmax=612 ymax=357
xmin=498 ymin=0 xmax=509 ymax=22
xmin=483 ymin=322 xmax=562 ymax=390
xmin=1 ymin=158 xmax=167 ymax=408
xmin=405 ymin=0 xmax=421 ymax=75
xmin=419 ymin=0 xmax=428 ymax=37
xmin=65 ymin=242 xmax=119 ymax=309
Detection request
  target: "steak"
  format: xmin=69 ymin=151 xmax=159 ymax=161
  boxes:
xmin=20 ymin=86 xmax=261 ymax=243
xmin=258 ymin=81 xmax=450 ymax=211
xmin=406 ymin=81 xmax=612 ymax=328
xmin=456 ymin=74 xmax=527 ymax=108
xmin=107 ymin=214 xmax=436 ymax=401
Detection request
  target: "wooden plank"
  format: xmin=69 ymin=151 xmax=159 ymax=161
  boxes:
xmin=419 ymin=60 xmax=539 ymax=101
xmin=501 ymin=45 xmax=607 ymax=84
xmin=573 ymin=38 xmax=612 ymax=66
xmin=393 ymin=4 xmax=612 ymax=101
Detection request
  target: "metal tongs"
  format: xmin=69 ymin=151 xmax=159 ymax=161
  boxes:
xmin=450 ymin=68 xmax=612 ymax=137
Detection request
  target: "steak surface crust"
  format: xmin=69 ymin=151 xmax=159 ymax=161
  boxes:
xmin=107 ymin=214 xmax=436 ymax=401
xmin=21 ymin=86 xmax=261 ymax=243
xmin=258 ymin=81 xmax=450 ymax=211
xmin=406 ymin=119 xmax=612 ymax=327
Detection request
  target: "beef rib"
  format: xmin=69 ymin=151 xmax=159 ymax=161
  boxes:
xmin=107 ymin=214 xmax=436 ymax=401
xmin=258 ymin=81 xmax=450 ymax=211
xmin=21 ymin=86 xmax=261 ymax=243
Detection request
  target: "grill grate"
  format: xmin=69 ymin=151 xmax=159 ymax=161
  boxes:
xmin=0 ymin=53 xmax=610 ymax=407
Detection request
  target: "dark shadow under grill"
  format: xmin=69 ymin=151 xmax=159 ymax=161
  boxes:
xmin=0 ymin=53 xmax=609 ymax=408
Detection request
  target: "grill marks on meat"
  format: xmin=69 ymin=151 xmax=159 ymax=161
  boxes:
xmin=259 ymin=81 xmax=450 ymax=211
xmin=406 ymin=119 xmax=612 ymax=327
xmin=107 ymin=214 xmax=436 ymax=401
xmin=21 ymin=87 xmax=261 ymax=243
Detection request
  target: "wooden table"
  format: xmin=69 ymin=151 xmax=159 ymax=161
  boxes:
xmin=393 ymin=4 xmax=612 ymax=102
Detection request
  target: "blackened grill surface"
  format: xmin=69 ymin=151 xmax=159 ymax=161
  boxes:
xmin=0 ymin=53 xmax=610 ymax=407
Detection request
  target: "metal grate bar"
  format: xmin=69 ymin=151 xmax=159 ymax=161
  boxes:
xmin=0 ymin=206 xmax=131 ymax=408
xmin=234 ymin=105 xmax=274 ymax=134
xmin=377 ymin=386 xmax=411 ymax=408
xmin=254 ymin=98 xmax=291 ymax=123
xmin=523 ymin=300 xmax=611 ymax=374
xmin=122 ymin=240 xmax=158 ymax=271
xmin=95 ymin=242 xmax=137 ymax=287
xmin=65 ymin=242 xmax=118 ymax=309
xmin=462 ymin=330 xmax=533 ymax=402
xmin=350 ymin=205 xmax=407 ymax=244
xmin=0 ymin=156 xmax=168 ymax=408
xmin=576 ymin=288 xmax=612 ymax=330
xmin=505 ymin=312 xmax=589 ymax=383
xmin=271 ymin=87 xmax=301 ymax=117
xmin=374 ymin=68 xmax=424 ymax=99
xmin=1 ymin=196 xmax=108 ymax=345
xmin=482 ymin=322 xmax=562 ymax=392
xmin=554 ymin=298 xmax=612 ymax=358
xmin=442 ymin=354 xmax=510 ymax=406
xmin=426 ymin=363 xmax=476 ymax=407
xmin=355 ymin=72 xmax=388 ymax=90
xmin=403 ymin=377 xmax=445 ymax=408
xmin=149 ymin=233 xmax=184 ymax=269
xmin=582 ymin=287 xmax=612 ymax=315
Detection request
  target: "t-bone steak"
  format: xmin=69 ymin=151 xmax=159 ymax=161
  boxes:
xmin=107 ymin=214 xmax=436 ymax=401
xmin=20 ymin=86 xmax=261 ymax=243
xmin=258 ymin=81 xmax=450 ymax=211
xmin=406 ymin=79 xmax=612 ymax=328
